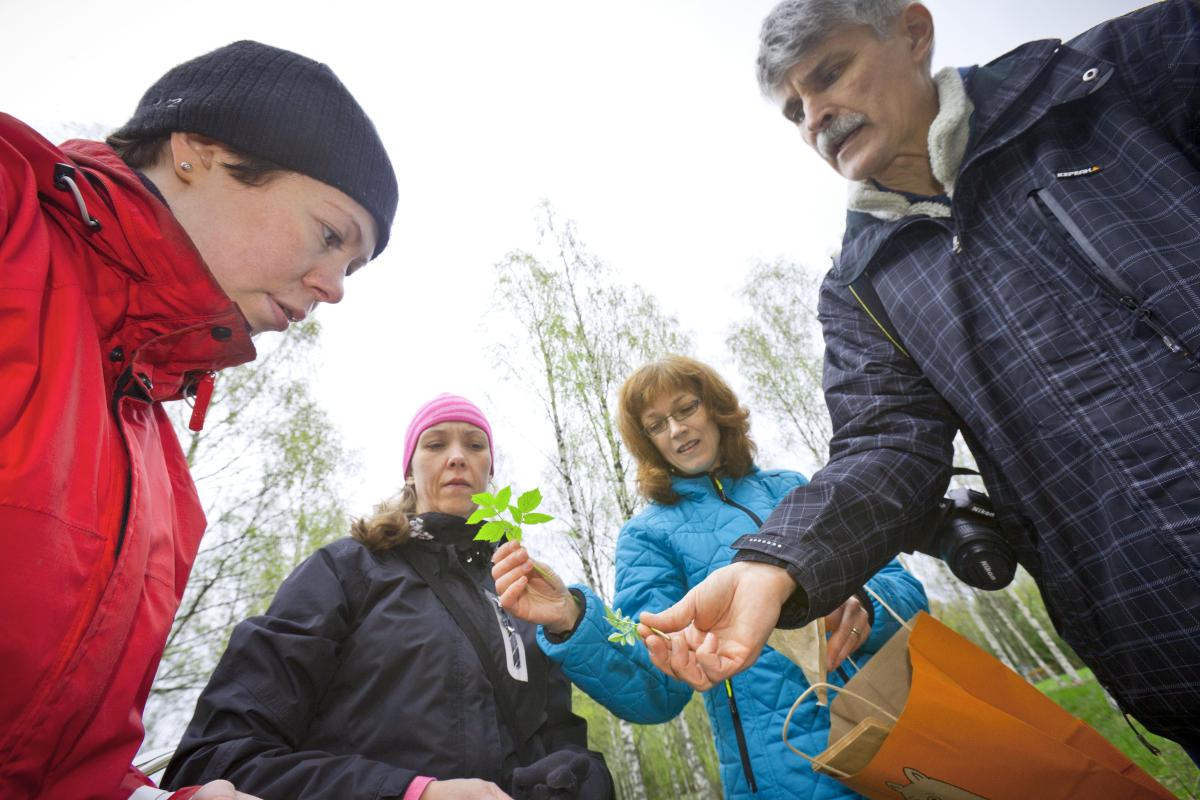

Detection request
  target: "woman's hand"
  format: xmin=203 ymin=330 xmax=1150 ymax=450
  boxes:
xmin=192 ymin=779 xmax=263 ymax=799
xmin=824 ymin=593 xmax=872 ymax=671
xmin=492 ymin=541 xmax=580 ymax=635
xmin=422 ymin=778 xmax=513 ymax=799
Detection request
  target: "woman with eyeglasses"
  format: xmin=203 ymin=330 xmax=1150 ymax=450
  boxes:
xmin=163 ymin=394 xmax=614 ymax=800
xmin=492 ymin=356 xmax=927 ymax=799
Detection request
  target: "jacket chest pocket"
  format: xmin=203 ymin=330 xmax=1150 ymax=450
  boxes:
xmin=1026 ymin=185 xmax=1200 ymax=378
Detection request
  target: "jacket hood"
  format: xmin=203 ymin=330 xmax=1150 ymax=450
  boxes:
xmin=1 ymin=114 xmax=256 ymax=400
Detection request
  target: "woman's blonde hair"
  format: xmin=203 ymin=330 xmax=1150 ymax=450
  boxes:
xmin=617 ymin=355 xmax=756 ymax=505
xmin=351 ymin=481 xmax=419 ymax=551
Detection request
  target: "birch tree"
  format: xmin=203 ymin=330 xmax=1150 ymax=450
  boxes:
xmin=493 ymin=202 xmax=690 ymax=600
xmin=727 ymin=259 xmax=830 ymax=468
xmin=491 ymin=202 xmax=702 ymax=799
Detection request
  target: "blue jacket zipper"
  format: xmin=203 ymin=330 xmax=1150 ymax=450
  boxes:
xmin=709 ymin=474 xmax=759 ymax=793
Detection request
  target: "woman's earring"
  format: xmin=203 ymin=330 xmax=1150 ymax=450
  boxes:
xmin=179 ymin=161 xmax=193 ymax=172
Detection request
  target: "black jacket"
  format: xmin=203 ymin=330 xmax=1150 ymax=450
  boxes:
xmin=164 ymin=516 xmax=611 ymax=798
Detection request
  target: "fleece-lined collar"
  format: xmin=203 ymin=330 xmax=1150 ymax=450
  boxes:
xmin=846 ymin=67 xmax=974 ymax=222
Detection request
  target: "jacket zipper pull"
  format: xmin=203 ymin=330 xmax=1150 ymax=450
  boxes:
xmin=188 ymin=372 xmax=216 ymax=432
xmin=710 ymin=475 xmax=725 ymax=500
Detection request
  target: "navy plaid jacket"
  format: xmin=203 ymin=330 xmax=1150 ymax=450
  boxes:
xmin=735 ymin=0 xmax=1200 ymax=746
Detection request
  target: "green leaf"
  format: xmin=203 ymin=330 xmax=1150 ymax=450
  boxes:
xmin=466 ymin=507 xmax=490 ymax=525
xmin=494 ymin=486 xmax=512 ymax=510
xmin=475 ymin=520 xmax=507 ymax=542
xmin=508 ymin=505 xmax=524 ymax=525
xmin=517 ymin=488 xmax=542 ymax=513
xmin=608 ymin=632 xmax=624 ymax=643
xmin=522 ymin=512 xmax=553 ymax=525
xmin=509 ymin=524 xmax=523 ymax=542
xmin=471 ymin=491 xmax=496 ymax=508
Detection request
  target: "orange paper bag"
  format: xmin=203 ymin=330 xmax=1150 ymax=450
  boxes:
xmin=786 ymin=609 xmax=1175 ymax=800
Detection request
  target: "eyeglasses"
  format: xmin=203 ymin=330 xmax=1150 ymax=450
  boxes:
xmin=643 ymin=398 xmax=702 ymax=438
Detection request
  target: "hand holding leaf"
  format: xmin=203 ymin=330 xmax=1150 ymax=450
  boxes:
xmin=470 ymin=486 xmax=555 ymax=578
xmin=605 ymin=606 xmax=668 ymax=648
xmin=472 ymin=486 xmax=665 ymax=649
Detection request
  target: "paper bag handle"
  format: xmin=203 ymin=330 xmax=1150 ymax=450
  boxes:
xmin=782 ymin=681 xmax=900 ymax=778
xmin=862 ymin=583 xmax=914 ymax=632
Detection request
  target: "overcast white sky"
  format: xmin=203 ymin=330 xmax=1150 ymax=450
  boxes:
xmin=2 ymin=0 xmax=1147 ymax=518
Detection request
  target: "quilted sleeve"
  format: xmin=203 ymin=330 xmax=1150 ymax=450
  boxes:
xmin=537 ymin=519 xmax=694 ymax=724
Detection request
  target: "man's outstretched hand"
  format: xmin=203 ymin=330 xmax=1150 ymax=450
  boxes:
xmin=638 ymin=561 xmax=796 ymax=691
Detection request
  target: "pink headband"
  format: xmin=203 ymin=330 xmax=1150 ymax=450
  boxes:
xmin=402 ymin=393 xmax=494 ymax=477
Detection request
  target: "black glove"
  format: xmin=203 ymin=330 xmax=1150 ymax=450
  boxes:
xmin=510 ymin=750 xmax=610 ymax=800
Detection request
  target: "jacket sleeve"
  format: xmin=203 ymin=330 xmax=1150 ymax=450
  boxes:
xmin=734 ymin=272 xmax=956 ymax=625
xmin=537 ymin=520 xmax=694 ymax=725
xmin=161 ymin=548 xmax=421 ymax=800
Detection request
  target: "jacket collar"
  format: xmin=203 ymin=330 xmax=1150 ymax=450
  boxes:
xmin=668 ymin=467 xmax=760 ymax=501
xmin=832 ymin=38 xmax=1114 ymax=285
xmin=1 ymin=114 xmax=257 ymax=402
xmin=405 ymin=512 xmax=495 ymax=573
xmin=845 ymin=66 xmax=973 ymax=223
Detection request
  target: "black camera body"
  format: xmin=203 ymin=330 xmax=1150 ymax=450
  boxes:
xmin=918 ymin=487 xmax=1017 ymax=590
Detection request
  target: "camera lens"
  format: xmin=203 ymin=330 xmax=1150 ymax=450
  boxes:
xmin=947 ymin=538 xmax=1017 ymax=590
xmin=940 ymin=512 xmax=1018 ymax=590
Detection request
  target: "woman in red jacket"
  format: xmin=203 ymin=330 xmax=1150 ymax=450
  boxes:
xmin=0 ymin=40 xmax=397 ymax=800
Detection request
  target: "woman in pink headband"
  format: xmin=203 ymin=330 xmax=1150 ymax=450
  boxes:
xmin=163 ymin=394 xmax=614 ymax=800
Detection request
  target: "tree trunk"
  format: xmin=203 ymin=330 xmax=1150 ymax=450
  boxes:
xmin=617 ymin=719 xmax=648 ymax=800
xmin=955 ymin=582 xmax=1018 ymax=672
xmin=1008 ymin=586 xmax=1082 ymax=684
xmin=674 ymin=710 xmax=714 ymax=797
xmin=976 ymin=588 xmax=1052 ymax=681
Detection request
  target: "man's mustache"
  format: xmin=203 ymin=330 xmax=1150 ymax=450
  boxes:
xmin=817 ymin=113 xmax=867 ymax=161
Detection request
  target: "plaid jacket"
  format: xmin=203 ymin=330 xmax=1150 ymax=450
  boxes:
xmin=735 ymin=0 xmax=1200 ymax=746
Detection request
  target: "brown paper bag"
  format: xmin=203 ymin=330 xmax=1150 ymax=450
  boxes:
xmin=783 ymin=606 xmax=1175 ymax=800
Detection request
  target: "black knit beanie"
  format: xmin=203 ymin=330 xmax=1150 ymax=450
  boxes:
xmin=112 ymin=40 xmax=398 ymax=258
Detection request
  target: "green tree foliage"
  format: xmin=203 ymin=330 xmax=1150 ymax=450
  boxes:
xmin=727 ymin=259 xmax=830 ymax=469
xmin=140 ymin=319 xmax=354 ymax=751
xmin=492 ymin=201 xmax=691 ymax=600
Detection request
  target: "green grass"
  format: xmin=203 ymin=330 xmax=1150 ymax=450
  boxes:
xmin=1035 ymin=669 xmax=1199 ymax=799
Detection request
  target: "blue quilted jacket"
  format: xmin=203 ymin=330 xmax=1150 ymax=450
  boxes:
xmin=538 ymin=468 xmax=928 ymax=799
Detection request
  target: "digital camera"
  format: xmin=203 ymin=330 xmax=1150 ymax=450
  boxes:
xmin=917 ymin=487 xmax=1017 ymax=590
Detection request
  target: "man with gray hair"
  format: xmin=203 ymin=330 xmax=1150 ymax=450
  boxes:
xmin=641 ymin=0 xmax=1200 ymax=762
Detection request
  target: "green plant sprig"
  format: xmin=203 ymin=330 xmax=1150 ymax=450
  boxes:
xmin=605 ymin=605 xmax=669 ymax=647
xmin=468 ymin=485 xmax=667 ymax=647
xmin=468 ymin=485 xmax=555 ymax=580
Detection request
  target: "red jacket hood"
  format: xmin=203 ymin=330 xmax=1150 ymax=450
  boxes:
xmin=1 ymin=113 xmax=256 ymax=400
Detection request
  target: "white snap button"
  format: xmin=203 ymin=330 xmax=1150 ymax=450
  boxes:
xmin=1082 ymin=67 xmax=1099 ymax=82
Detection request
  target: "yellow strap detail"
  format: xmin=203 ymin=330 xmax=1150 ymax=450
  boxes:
xmin=848 ymin=285 xmax=912 ymax=360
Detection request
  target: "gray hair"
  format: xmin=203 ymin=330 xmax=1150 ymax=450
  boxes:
xmin=756 ymin=0 xmax=911 ymax=96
